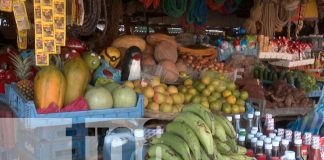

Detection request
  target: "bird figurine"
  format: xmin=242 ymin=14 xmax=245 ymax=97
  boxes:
xmin=121 ymin=46 xmax=142 ymax=81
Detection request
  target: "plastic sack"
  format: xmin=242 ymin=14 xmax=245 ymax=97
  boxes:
xmin=288 ymin=88 xmax=324 ymax=134
xmin=243 ymin=101 xmax=255 ymax=120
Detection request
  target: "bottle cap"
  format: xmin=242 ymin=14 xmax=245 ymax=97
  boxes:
xmin=256 ymin=132 xmax=263 ymax=138
xmin=264 ymin=137 xmax=272 ymax=144
xmin=226 ymin=116 xmax=232 ymax=122
xmin=294 ymin=139 xmax=302 ymax=145
xmin=254 ymin=111 xmax=261 ymax=116
xmin=247 ymin=134 xmax=254 ymax=140
xmin=285 ymin=151 xmax=295 ymax=159
xmin=251 ymin=137 xmax=258 ymax=143
xmin=260 ymin=135 xmax=266 ymax=141
xmin=134 ymin=129 xmax=144 ymax=138
xmin=248 ymin=113 xmax=254 ymax=119
xmin=282 ymin=139 xmax=290 ymax=145
xmin=239 ymin=136 xmax=245 ymax=141
xmin=272 ymin=141 xmax=280 ymax=147
xmin=234 ymin=114 xmax=241 ymax=119
xmin=251 ymin=129 xmax=257 ymax=135
xmin=269 ymin=133 xmax=276 ymax=139
xmin=265 ymin=143 xmax=272 ymax=150
xmin=274 ymin=136 xmax=282 ymax=142
xmin=257 ymin=140 xmax=264 ymax=146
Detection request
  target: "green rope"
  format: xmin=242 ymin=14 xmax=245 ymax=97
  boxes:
xmin=186 ymin=0 xmax=196 ymax=24
xmin=162 ymin=0 xmax=187 ymax=18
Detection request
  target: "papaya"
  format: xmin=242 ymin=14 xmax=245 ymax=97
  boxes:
xmin=63 ymin=57 xmax=91 ymax=106
xmin=34 ymin=66 xmax=66 ymax=109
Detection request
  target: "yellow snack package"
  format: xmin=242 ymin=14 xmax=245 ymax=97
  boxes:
xmin=0 ymin=0 xmax=13 ymax=12
xmin=35 ymin=36 xmax=43 ymax=52
xmin=42 ymin=23 xmax=54 ymax=38
xmin=43 ymin=38 xmax=56 ymax=53
xmin=17 ymin=30 xmax=27 ymax=49
xmin=35 ymin=53 xmax=49 ymax=66
xmin=12 ymin=0 xmax=30 ymax=31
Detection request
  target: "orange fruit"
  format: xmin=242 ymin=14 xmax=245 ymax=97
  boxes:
xmin=226 ymin=95 xmax=237 ymax=105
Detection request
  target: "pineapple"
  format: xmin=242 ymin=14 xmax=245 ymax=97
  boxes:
xmin=10 ymin=54 xmax=34 ymax=100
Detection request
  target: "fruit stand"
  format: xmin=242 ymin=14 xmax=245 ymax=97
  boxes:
xmin=1 ymin=0 xmax=324 ymax=160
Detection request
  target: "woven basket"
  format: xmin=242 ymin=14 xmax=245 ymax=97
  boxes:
xmin=144 ymin=109 xmax=178 ymax=120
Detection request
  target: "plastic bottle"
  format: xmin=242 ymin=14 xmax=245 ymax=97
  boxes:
xmin=234 ymin=114 xmax=241 ymax=134
xmin=260 ymin=135 xmax=267 ymax=141
xmin=272 ymin=141 xmax=280 ymax=157
xmin=226 ymin=116 xmax=233 ymax=124
xmin=239 ymin=128 xmax=246 ymax=137
xmin=238 ymin=135 xmax=246 ymax=147
xmin=265 ymin=143 xmax=272 ymax=160
xmin=247 ymin=113 xmax=254 ymax=134
xmin=247 ymin=134 xmax=255 ymax=149
xmin=254 ymin=111 xmax=263 ymax=134
xmin=302 ymin=132 xmax=312 ymax=159
xmin=294 ymin=139 xmax=304 ymax=160
xmin=269 ymin=133 xmax=276 ymax=140
xmin=251 ymin=137 xmax=258 ymax=155
xmin=257 ymin=140 xmax=264 ymax=155
xmin=266 ymin=118 xmax=274 ymax=136
xmin=134 ymin=129 xmax=146 ymax=160
xmin=280 ymin=151 xmax=295 ymax=160
xmin=103 ymin=128 xmax=135 ymax=160
xmin=280 ymin=139 xmax=290 ymax=157
xmin=309 ymin=135 xmax=320 ymax=160
xmin=277 ymin=128 xmax=285 ymax=138
xmin=256 ymin=132 xmax=263 ymax=139
xmin=251 ymin=127 xmax=258 ymax=135
xmin=264 ymin=137 xmax=272 ymax=145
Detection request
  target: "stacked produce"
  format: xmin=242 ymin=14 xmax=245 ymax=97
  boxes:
xmin=265 ymin=80 xmax=314 ymax=108
xmin=253 ymin=66 xmax=320 ymax=93
xmin=140 ymin=70 xmax=249 ymax=114
xmin=178 ymin=54 xmax=233 ymax=73
xmin=147 ymin=104 xmax=251 ymax=160
xmin=178 ymin=71 xmax=249 ymax=114
xmin=125 ymin=77 xmax=185 ymax=113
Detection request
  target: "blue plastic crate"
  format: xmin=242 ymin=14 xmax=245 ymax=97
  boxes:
xmin=218 ymin=48 xmax=258 ymax=61
xmin=6 ymin=84 xmax=144 ymax=128
xmin=15 ymin=132 xmax=90 ymax=160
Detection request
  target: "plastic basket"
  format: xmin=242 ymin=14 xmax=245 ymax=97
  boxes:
xmin=5 ymin=84 xmax=144 ymax=128
xmin=218 ymin=48 xmax=258 ymax=61
xmin=15 ymin=132 xmax=92 ymax=160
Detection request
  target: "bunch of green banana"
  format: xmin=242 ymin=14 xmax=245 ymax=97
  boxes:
xmin=147 ymin=104 xmax=252 ymax=160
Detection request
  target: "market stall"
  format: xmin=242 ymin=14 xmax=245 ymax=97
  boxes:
xmin=1 ymin=0 xmax=324 ymax=160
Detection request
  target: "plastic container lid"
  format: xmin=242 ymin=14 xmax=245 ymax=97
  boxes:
xmin=248 ymin=113 xmax=254 ymax=119
xmin=264 ymin=137 xmax=272 ymax=144
xmin=257 ymin=140 xmax=264 ymax=146
xmin=269 ymin=133 xmax=276 ymax=139
xmin=239 ymin=136 xmax=246 ymax=141
xmin=234 ymin=114 xmax=241 ymax=119
xmin=226 ymin=116 xmax=232 ymax=122
xmin=272 ymin=141 xmax=280 ymax=147
xmin=251 ymin=129 xmax=258 ymax=135
xmin=255 ymin=111 xmax=261 ymax=116
xmin=251 ymin=137 xmax=258 ymax=143
xmin=260 ymin=135 xmax=267 ymax=141
xmin=256 ymin=132 xmax=263 ymax=137
xmin=265 ymin=143 xmax=272 ymax=150
xmin=274 ymin=136 xmax=282 ymax=142
xmin=247 ymin=134 xmax=254 ymax=140
xmin=284 ymin=151 xmax=295 ymax=159
xmin=134 ymin=129 xmax=144 ymax=138
xmin=294 ymin=139 xmax=302 ymax=145
xmin=282 ymin=139 xmax=290 ymax=145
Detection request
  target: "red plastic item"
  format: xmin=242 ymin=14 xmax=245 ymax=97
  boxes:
xmin=245 ymin=149 xmax=254 ymax=157
xmin=37 ymin=96 xmax=89 ymax=114
xmin=256 ymin=154 xmax=266 ymax=160
xmin=65 ymin=39 xmax=87 ymax=53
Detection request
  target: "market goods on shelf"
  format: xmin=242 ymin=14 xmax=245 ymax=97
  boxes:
xmin=147 ymin=104 xmax=251 ymax=160
xmin=264 ymin=80 xmax=314 ymax=109
xmin=179 ymin=54 xmax=233 ymax=73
